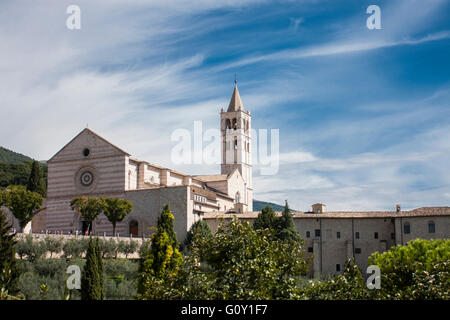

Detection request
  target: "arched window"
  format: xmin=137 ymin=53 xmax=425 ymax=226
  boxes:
xmin=232 ymin=118 xmax=237 ymax=129
xmin=403 ymin=222 xmax=410 ymax=234
xmin=225 ymin=119 xmax=231 ymax=130
xmin=428 ymin=221 xmax=435 ymax=233
xmin=129 ymin=220 xmax=139 ymax=237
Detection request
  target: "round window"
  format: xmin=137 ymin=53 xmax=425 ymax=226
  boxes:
xmin=80 ymin=170 xmax=94 ymax=187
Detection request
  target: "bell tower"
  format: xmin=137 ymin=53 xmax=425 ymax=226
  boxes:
xmin=220 ymin=80 xmax=253 ymax=211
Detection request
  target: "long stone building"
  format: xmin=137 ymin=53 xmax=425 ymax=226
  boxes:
xmin=204 ymin=204 xmax=450 ymax=276
xmin=4 ymin=82 xmax=449 ymax=276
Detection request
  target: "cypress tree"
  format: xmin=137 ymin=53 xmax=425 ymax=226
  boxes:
xmin=157 ymin=204 xmax=179 ymax=249
xmin=0 ymin=210 xmax=20 ymax=295
xmin=27 ymin=160 xmax=45 ymax=197
xmin=95 ymin=237 xmax=104 ymax=299
xmin=253 ymin=205 xmax=278 ymax=231
xmin=276 ymin=201 xmax=301 ymax=242
xmin=81 ymin=237 xmax=101 ymax=300
xmin=137 ymin=204 xmax=183 ymax=296
xmin=183 ymin=219 xmax=212 ymax=250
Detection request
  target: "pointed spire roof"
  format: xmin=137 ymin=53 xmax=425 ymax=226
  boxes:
xmin=227 ymin=81 xmax=244 ymax=112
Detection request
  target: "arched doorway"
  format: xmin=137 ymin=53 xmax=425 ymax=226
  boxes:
xmin=129 ymin=220 xmax=139 ymax=237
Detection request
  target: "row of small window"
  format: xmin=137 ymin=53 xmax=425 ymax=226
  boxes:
xmin=194 ymin=195 xmax=207 ymax=203
xmin=403 ymin=221 xmax=435 ymax=234
xmin=307 ymin=247 xmax=363 ymax=255
xmin=305 ymin=230 xmax=382 ymax=239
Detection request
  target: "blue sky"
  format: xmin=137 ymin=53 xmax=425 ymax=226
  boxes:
xmin=0 ymin=0 xmax=449 ymax=211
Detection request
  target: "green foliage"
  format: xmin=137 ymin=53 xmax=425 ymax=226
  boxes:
xmin=118 ymin=240 xmax=138 ymax=259
xmin=183 ymin=219 xmax=212 ymax=251
xmin=0 ymin=210 xmax=20 ymax=294
xmin=138 ymin=204 xmax=183 ymax=298
xmin=0 ymin=147 xmax=32 ymax=163
xmin=275 ymin=201 xmax=301 ymax=242
xmin=99 ymin=238 xmax=118 ymax=258
xmin=81 ymin=237 xmax=102 ymax=300
xmin=298 ymin=239 xmax=450 ymax=300
xmin=252 ymin=200 xmax=286 ymax=212
xmin=102 ymin=197 xmax=133 ymax=236
xmin=253 ymin=202 xmax=301 ymax=243
xmin=63 ymin=238 xmax=86 ymax=259
xmin=16 ymin=235 xmax=47 ymax=261
xmin=140 ymin=218 xmax=309 ymax=300
xmin=27 ymin=160 xmax=46 ymax=197
xmin=0 ymin=162 xmax=31 ymax=189
xmin=4 ymin=185 xmax=43 ymax=231
xmin=39 ymin=283 xmax=50 ymax=300
xmin=253 ymin=205 xmax=277 ymax=231
xmin=70 ymin=197 xmax=104 ymax=234
xmin=96 ymin=238 xmax=105 ymax=300
xmin=156 ymin=204 xmax=179 ymax=249
xmin=369 ymin=239 xmax=450 ymax=299
xmin=33 ymin=258 xmax=66 ymax=278
xmin=44 ymin=237 xmax=63 ymax=258
xmin=297 ymin=259 xmax=372 ymax=299
xmin=16 ymin=257 xmax=138 ymax=300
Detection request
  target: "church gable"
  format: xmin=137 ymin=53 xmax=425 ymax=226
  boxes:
xmin=48 ymin=128 xmax=130 ymax=163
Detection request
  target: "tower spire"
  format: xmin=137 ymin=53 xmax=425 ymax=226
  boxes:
xmin=227 ymin=79 xmax=244 ymax=112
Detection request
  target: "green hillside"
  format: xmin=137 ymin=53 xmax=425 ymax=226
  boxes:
xmin=0 ymin=146 xmax=33 ymax=163
xmin=0 ymin=146 xmax=47 ymax=190
xmin=253 ymin=200 xmax=287 ymax=212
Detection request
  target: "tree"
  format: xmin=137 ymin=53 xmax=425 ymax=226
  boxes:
xmin=253 ymin=205 xmax=278 ymax=231
xmin=156 ymin=204 xmax=179 ymax=249
xmin=81 ymin=237 xmax=102 ymax=300
xmin=275 ymin=200 xmax=301 ymax=242
xmin=63 ymin=238 xmax=84 ymax=259
xmin=5 ymin=185 xmax=43 ymax=232
xmin=99 ymin=238 xmax=118 ymax=259
xmin=70 ymin=196 xmax=104 ymax=235
xmin=44 ymin=236 xmax=63 ymax=258
xmin=137 ymin=204 xmax=183 ymax=297
xmin=194 ymin=218 xmax=309 ymax=299
xmin=0 ymin=210 xmax=20 ymax=295
xmin=183 ymin=219 xmax=212 ymax=251
xmin=26 ymin=160 xmax=45 ymax=197
xmin=369 ymin=239 xmax=450 ymax=299
xmin=118 ymin=240 xmax=138 ymax=259
xmin=297 ymin=259 xmax=372 ymax=300
xmin=95 ymin=238 xmax=105 ymax=300
xmin=102 ymin=197 xmax=133 ymax=236
xmin=139 ymin=218 xmax=310 ymax=300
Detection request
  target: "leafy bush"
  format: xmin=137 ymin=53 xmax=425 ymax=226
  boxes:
xmin=44 ymin=237 xmax=63 ymax=258
xmin=139 ymin=218 xmax=309 ymax=300
xmin=369 ymin=239 xmax=450 ymax=299
xmin=16 ymin=235 xmax=47 ymax=261
xmin=99 ymin=238 xmax=118 ymax=258
xmin=63 ymin=238 xmax=85 ymax=259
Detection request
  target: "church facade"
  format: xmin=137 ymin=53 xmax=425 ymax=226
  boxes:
xmin=43 ymin=83 xmax=253 ymax=241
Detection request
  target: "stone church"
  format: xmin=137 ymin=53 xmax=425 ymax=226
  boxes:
xmin=3 ymin=80 xmax=449 ymax=276
xmin=42 ymin=83 xmax=253 ymax=241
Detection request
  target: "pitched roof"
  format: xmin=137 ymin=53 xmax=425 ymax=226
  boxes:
xmin=203 ymin=207 xmax=450 ymax=219
xmin=193 ymin=174 xmax=228 ymax=182
xmin=48 ymin=128 xmax=130 ymax=162
xmin=227 ymin=83 xmax=244 ymax=112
